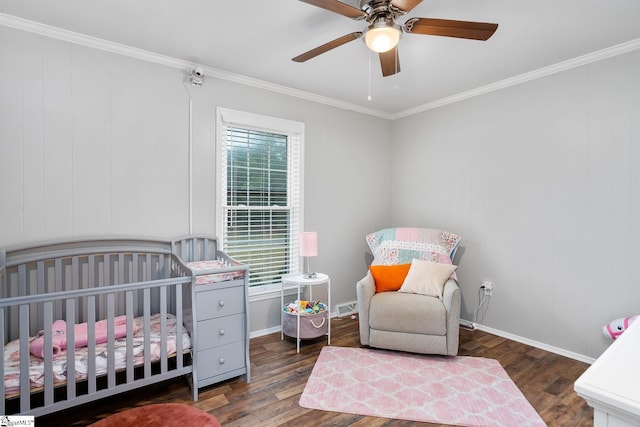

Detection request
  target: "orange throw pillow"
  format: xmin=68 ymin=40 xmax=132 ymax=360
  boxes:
xmin=369 ymin=264 xmax=412 ymax=293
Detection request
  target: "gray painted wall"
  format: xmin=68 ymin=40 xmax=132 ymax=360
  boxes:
xmin=3 ymin=23 xmax=639 ymax=360
xmin=390 ymin=49 xmax=640 ymax=359
xmin=0 ymin=26 xmax=391 ymax=334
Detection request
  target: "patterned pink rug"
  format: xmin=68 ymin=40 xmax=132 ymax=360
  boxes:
xmin=299 ymin=346 xmax=546 ymax=426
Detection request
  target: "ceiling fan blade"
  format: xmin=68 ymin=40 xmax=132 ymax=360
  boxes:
xmin=298 ymin=0 xmax=367 ymax=19
xmin=404 ymin=17 xmax=498 ymax=41
xmin=379 ymin=47 xmax=400 ymax=77
xmin=390 ymin=0 xmax=423 ymax=13
xmin=292 ymin=32 xmax=363 ymax=62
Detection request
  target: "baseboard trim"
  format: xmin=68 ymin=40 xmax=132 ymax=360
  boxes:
xmin=470 ymin=322 xmax=596 ymax=365
xmin=252 ymin=317 xmax=597 ymax=364
xmin=250 ymin=325 xmax=282 ymax=339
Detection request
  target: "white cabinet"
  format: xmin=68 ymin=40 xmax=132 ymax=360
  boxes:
xmin=575 ymin=320 xmax=640 ymax=426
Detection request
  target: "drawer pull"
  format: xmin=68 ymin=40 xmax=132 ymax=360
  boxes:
xmin=219 ymin=329 xmax=225 ymax=336
xmin=219 ymin=358 xmax=225 ymax=365
xmin=218 ymin=300 xmax=225 ymax=307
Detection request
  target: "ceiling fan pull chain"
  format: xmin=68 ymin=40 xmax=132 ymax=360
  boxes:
xmin=368 ymin=51 xmax=372 ymax=101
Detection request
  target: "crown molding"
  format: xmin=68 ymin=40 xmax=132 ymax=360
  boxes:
xmin=2 ymin=13 xmax=639 ymax=122
xmin=0 ymin=13 xmax=392 ymax=120
xmin=392 ymin=37 xmax=640 ymax=120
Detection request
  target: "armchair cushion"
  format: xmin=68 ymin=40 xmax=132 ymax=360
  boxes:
xmin=399 ymin=259 xmax=457 ymax=298
xmin=369 ymin=292 xmax=447 ymax=336
xmin=369 ymin=263 xmax=411 ymax=293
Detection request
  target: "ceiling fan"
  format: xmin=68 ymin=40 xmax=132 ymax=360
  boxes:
xmin=292 ymin=0 xmax=498 ymax=77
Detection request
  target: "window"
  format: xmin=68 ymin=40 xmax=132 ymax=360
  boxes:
xmin=216 ymin=108 xmax=303 ymax=294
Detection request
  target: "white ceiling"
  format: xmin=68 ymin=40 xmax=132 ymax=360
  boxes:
xmin=2 ymin=0 xmax=640 ymax=116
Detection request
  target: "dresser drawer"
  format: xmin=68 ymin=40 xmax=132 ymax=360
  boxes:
xmin=197 ymin=314 xmax=244 ymax=351
xmin=196 ymin=341 xmax=245 ymax=380
xmin=196 ymin=286 xmax=244 ymax=320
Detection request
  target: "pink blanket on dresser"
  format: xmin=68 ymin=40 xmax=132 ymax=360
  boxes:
xmin=29 ymin=316 xmax=137 ymax=358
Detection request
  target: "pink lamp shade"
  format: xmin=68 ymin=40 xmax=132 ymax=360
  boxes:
xmin=300 ymin=232 xmax=318 ymax=257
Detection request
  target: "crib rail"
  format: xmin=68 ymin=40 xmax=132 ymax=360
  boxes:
xmin=2 ymin=239 xmax=178 ymax=340
xmin=171 ymin=235 xmax=218 ymax=263
xmin=0 ymin=237 xmax=195 ymax=416
xmin=0 ymin=276 xmax=192 ymax=416
xmin=171 ymin=234 xmax=246 ymax=273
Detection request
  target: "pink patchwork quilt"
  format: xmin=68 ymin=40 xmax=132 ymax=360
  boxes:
xmin=3 ymin=313 xmax=191 ymax=396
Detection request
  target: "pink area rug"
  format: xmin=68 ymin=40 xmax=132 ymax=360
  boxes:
xmin=299 ymin=346 xmax=546 ymax=427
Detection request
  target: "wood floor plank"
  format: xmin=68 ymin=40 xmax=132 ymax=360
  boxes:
xmin=38 ymin=315 xmax=593 ymax=426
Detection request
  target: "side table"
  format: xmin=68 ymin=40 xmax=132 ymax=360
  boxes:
xmin=281 ymin=272 xmax=330 ymax=353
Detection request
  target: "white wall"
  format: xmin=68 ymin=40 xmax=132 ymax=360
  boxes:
xmin=0 ymin=25 xmax=392 ymax=333
xmin=391 ymin=49 xmax=640 ymax=359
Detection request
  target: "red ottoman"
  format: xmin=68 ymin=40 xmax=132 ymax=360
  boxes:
xmin=89 ymin=403 xmax=221 ymax=427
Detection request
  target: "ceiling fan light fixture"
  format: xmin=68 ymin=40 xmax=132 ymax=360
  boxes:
xmin=364 ymin=21 xmax=402 ymax=53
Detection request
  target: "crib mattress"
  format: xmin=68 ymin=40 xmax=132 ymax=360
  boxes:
xmin=3 ymin=313 xmax=191 ymax=396
xmin=187 ymin=260 xmax=245 ymax=285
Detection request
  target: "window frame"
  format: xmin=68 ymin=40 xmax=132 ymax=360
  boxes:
xmin=216 ymin=107 xmax=305 ymax=298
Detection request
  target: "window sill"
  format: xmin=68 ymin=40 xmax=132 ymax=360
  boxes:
xmin=248 ymin=283 xmax=297 ymax=303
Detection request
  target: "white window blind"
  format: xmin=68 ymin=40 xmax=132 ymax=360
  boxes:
xmin=217 ymin=108 xmax=303 ymax=289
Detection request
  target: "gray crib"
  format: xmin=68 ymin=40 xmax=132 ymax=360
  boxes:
xmin=0 ymin=235 xmax=249 ymax=416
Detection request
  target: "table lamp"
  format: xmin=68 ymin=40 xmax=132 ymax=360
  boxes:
xmin=300 ymin=231 xmax=318 ymax=279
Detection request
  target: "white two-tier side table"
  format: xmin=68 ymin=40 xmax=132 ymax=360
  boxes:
xmin=280 ymin=272 xmax=331 ymax=353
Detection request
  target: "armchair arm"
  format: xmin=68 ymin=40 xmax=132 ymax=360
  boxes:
xmin=442 ymin=278 xmax=462 ymax=355
xmin=356 ymin=272 xmax=376 ymax=345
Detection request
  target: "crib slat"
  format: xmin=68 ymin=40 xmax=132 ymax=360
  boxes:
xmin=176 ymin=283 xmax=183 ymax=369
xmin=102 ymin=254 xmax=111 ymax=322
xmin=36 ymin=260 xmax=45 ymax=294
xmin=143 ymin=288 xmax=152 ymax=378
xmin=159 ymin=254 xmax=165 ymax=281
xmin=132 ymin=253 xmax=139 ymax=310
xmin=160 ymin=286 xmax=167 ymax=373
xmin=72 ymin=256 xmax=79 ymax=291
xmin=66 ymin=298 xmax=76 ymax=400
xmin=104 ymin=254 xmax=110 ymax=289
xmin=126 ymin=291 xmax=134 ymax=383
xmin=37 ymin=260 xmax=45 ymax=338
xmin=178 ymin=239 xmax=188 ymax=261
xmin=87 ymin=296 xmax=97 ymax=394
xmin=55 ymin=258 xmax=62 ymax=318
xmin=88 ymin=254 xmax=96 ymax=322
xmin=19 ymin=304 xmax=31 ymax=413
xmin=146 ymin=253 xmax=151 ymax=282
xmin=118 ymin=253 xmax=125 ymax=310
xmin=204 ymin=238 xmax=211 ymax=260
xmin=72 ymin=256 xmax=83 ymax=327
xmin=43 ymin=301 xmax=54 ymax=406
xmin=107 ymin=293 xmax=115 ymax=389
xmin=17 ymin=264 xmax=26 ymax=298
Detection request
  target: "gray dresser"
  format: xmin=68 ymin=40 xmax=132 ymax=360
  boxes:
xmin=193 ymin=278 xmax=249 ymax=388
xmin=171 ymin=235 xmax=250 ymax=397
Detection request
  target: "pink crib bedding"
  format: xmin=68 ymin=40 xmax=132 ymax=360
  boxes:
xmin=29 ymin=315 xmax=134 ymax=358
xmin=3 ymin=313 xmax=191 ymax=396
xmin=187 ymin=260 xmax=245 ymax=285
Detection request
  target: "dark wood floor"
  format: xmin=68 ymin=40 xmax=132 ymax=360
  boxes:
xmin=40 ymin=315 xmax=593 ymax=426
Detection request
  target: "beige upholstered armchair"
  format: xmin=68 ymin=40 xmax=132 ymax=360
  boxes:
xmin=357 ymin=228 xmax=462 ymax=356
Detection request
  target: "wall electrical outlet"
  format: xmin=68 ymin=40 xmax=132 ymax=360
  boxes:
xmin=482 ymin=280 xmax=494 ymax=296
